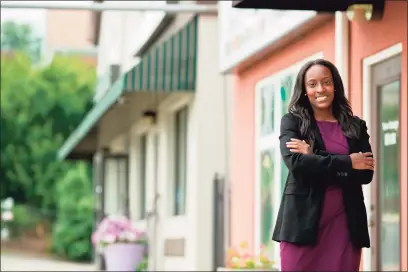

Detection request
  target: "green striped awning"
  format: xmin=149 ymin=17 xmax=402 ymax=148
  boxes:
xmin=123 ymin=15 xmax=197 ymax=92
xmin=57 ymin=15 xmax=198 ymax=160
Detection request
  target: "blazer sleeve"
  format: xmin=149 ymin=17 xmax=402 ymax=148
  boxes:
xmin=314 ymin=118 xmax=374 ymax=185
xmin=279 ymin=113 xmax=353 ymax=183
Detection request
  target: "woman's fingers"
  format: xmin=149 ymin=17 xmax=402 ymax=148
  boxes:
xmin=364 ymin=157 xmax=375 ymax=170
xmin=287 ymin=140 xmax=310 ymax=154
xmin=287 ymin=141 xmax=308 ymax=147
xmin=289 ymin=149 xmax=301 ymax=153
xmin=286 ymin=142 xmax=299 ymax=148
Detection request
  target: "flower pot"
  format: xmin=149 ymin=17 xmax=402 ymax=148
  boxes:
xmin=104 ymin=243 xmax=145 ymax=271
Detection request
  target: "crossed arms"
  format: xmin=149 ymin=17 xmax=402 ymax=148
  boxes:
xmin=280 ymin=113 xmax=374 ymax=185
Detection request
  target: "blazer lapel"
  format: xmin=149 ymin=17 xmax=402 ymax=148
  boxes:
xmin=346 ymin=137 xmax=354 ymax=154
xmin=312 ymin=123 xmax=326 ymax=151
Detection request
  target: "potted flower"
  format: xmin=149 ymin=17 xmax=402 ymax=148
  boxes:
xmin=218 ymin=241 xmax=277 ymax=271
xmin=92 ymin=215 xmax=147 ymax=271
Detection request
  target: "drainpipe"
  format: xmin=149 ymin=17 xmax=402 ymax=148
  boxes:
xmin=334 ymin=11 xmax=350 ymax=98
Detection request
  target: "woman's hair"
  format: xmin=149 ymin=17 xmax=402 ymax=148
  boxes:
xmin=288 ymin=59 xmax=360 ymax=146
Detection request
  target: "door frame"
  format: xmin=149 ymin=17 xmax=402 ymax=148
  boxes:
xmin=362 ymin=42 xmax=403 ymax=271
xmin=146 ymin=129 xmax=161 ymax=271
xmin=133 ymin=123 xmax=161 ymax=270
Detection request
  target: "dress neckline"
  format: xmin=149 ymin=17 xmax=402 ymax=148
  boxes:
xmin=316 ymin=120 xmax=338 ymax=124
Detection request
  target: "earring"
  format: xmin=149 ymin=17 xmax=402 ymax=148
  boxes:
xmin=304 ymin=93 xmax=307 ymax=96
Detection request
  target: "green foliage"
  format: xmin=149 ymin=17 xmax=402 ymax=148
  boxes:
xmin=1 ymin=22 xmax=96 ymax=261
xmin=52 ymin=163 xmax=94 ymax=262
xmin=1 ymin=52 xmax=95 ymax=209
xmin=136 ymin=256 xmax=149 ymax=271
xmin=1 ymin=21 xmax=42 ymax=62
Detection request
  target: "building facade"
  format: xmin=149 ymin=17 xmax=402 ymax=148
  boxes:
xmin=45 ymin=9 xmax=97 ymax=65
xmin=219 ymin=1 xmax=407 ymax=271
xmin=58 ymin=1 xmax=230 ymax=270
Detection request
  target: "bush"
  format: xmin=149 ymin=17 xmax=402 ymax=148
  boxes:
xmin=51 ymin=163 xmax=94 ymax=262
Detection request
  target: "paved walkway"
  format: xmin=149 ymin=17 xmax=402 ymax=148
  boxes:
xmin=1 ymin=253 xmax=97 ymax=271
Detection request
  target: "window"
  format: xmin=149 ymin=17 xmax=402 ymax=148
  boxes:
xmin=256 ymin=82 xmax=279 ymax=259
xmin=254 ymin=53 xmax=323 ymax=264
xmin=279 ymin=74 xmax=294 ymax=194
xmin=140 ymin=134 xmax=147 ymax=219
xmin=174 ymin=106 xmax=188 ymax=215
xmin=104 ymin=156 xmax=128 ymax=216
xmin=117 ymin=156 xmax=129 ymax=216
xmin=260 ymin=149 xmax=276 ymax=252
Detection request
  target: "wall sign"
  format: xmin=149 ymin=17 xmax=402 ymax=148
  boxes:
xmin=382 ymin=120 xmax=399 ymax=146
xmin=218 ymin=1 xmax=316 ymax=73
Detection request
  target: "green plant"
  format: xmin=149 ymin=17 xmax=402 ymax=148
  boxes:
xmin=51 ymin=163 xmax=94 ymax=262
xmin=136 ymin=256 xmax=148 ymax=271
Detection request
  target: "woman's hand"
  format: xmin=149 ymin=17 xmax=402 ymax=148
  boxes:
xmin=286 ymin=138 xmax=312 ymax=155
xmin=350 ymin=152 xmax=375 ymax=170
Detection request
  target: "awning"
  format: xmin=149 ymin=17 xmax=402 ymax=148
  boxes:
xmin=124 ymin=15 xmax=197 ymax=93
xmin=57 ymin=15 xmax=198 ymax=160
xmin=232 ymin=0 xmax=385 ymax=20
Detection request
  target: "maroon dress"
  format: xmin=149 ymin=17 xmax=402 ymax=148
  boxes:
xmin=280 ymin=121 xmax=361 ymax=271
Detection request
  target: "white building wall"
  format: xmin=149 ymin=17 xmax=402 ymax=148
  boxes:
xmin=96 ymin=4 xmax=231 ymax=271
xmin=191 ymin=15 xmax=228 ymax=270
xmin=95 ymin=1 xmax=167 ymax=100
xmin=129 ymin=15 xmax=227 ymax=271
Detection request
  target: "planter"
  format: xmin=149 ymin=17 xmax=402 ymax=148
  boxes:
xmin=217 ymin=267 xmax=279 ymax=271
xmin=104 ymin=243 xmax=145 ymax=271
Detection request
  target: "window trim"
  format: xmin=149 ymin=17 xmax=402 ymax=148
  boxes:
xmin=158 ymin=93 xmax=193 ymax=218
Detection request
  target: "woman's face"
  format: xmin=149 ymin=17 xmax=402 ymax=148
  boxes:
xmin=304 ymin=64 xmax=335 ymax=111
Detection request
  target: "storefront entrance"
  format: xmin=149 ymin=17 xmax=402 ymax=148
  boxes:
xmin=370 ymin=53 xmax=402 ymax=271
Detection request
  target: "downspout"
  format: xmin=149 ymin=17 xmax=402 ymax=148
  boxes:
xmin=222 ymin=75 xmax=231 ymax=254
xmin=334 ymin=11 xmax=350 ymax=98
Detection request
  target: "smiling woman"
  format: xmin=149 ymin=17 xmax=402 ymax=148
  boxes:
xmin=273 ymin=59 xmax=375 ymax=271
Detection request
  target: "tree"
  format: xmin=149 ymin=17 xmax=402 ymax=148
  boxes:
xmin=1 ymin=20 xmax=97 ymax=261
xmin=1 ymin=21 xmax=42 ymax=62
xmin=1 ymin=52 xmax=95 ymax=209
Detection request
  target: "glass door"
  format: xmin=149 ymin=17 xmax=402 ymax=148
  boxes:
xmin=371 ymin=54 xmax=402 ymax=271
xmin=377 ymin=80 xmax=401 ymax=271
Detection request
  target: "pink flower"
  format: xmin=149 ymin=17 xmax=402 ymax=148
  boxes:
xmin=92 ymin=215 xmax=146 ymax=249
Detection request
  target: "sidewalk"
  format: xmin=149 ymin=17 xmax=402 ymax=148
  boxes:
xmin=0 ymin=253 xmax=97 ymax=271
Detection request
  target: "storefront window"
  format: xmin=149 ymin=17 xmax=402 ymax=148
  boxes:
xmin=280 ymin=74 xmax=294 ymax=115
xmin=261 ymin=84 xmax=275 ymax=136
xmin=280 ymin=74 xmax=294 ymax=194
xmin=260 ymin=149 xmax=275 ymax=256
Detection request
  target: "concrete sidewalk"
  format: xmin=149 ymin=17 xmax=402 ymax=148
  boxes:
xmin=1 ymin=253 xmax=97 ymax=271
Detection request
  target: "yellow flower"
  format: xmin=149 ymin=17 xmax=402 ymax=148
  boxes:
xmin=262 ymin=155 xmax=271 ymax=168
xmin=240 ymin=241 xmax=248 ymax=249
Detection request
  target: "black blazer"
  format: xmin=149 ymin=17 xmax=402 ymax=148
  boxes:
xmin=272 ymin=112 xmax=374 ymax=248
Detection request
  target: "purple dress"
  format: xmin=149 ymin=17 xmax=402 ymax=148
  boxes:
xmin=280 ymin=121 xmax=361 ymax=271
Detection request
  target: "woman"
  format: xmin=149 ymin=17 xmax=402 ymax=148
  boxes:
xmin=272 ymin=59 xmax=375 ymax=271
